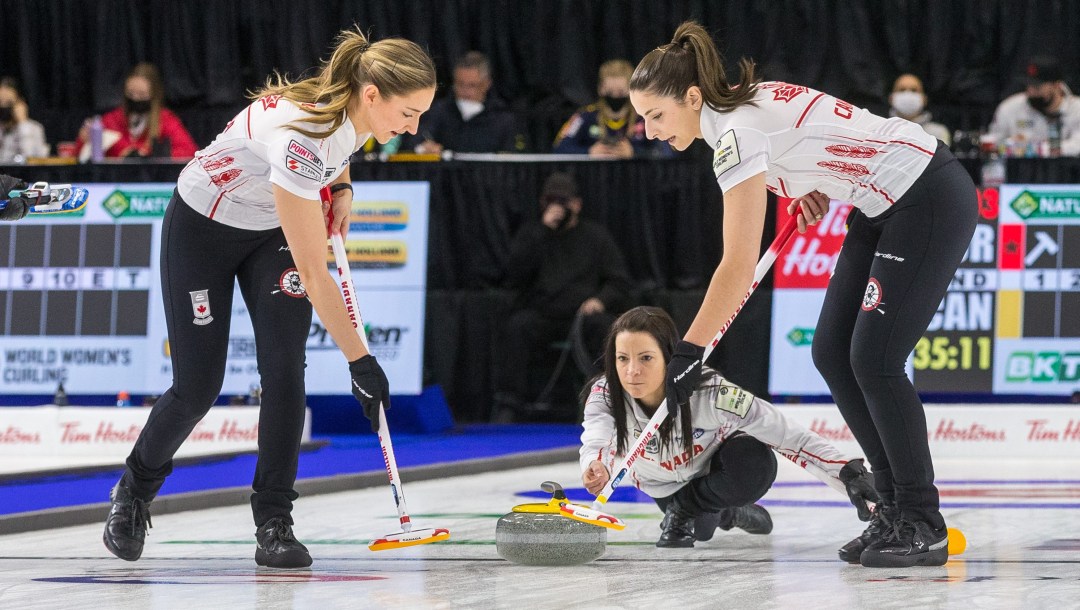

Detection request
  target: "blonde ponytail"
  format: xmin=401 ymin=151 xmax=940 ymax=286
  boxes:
xmin=252 ymin=27 xmax=435 ymax=139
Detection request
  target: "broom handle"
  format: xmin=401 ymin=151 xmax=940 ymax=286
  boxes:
xmin=324 ymin=186 xmax=413 ymax=533
xmin=592 ymin=213 xmax=800 ymax=508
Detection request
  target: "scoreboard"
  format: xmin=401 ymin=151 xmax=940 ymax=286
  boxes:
xmin=0 ymin=182 xmax=430 ymax=397
xmin=993 ymin=185 xmax=1080 ymax=393
xmin=770 ymin=183 xmax=1080 ymax=397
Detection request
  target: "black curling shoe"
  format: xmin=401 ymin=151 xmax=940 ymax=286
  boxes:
xmin=860 ymin=518 xmax=948 ymax=568
xmin=839 ymin=502 xmax=897 ymax=563
xmin=656 ymin=503 xmax=697 ymax=548
xmin=719 ymin=504 xmax=774 ymax=535
xmin=103 ymin=482 xmax=152 ymax=561
xmin=255 ymin=518 xmax=313 ymax=568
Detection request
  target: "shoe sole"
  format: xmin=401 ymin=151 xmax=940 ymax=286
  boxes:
xmin=655 ymin=540 xmax=695 ymax=548
xmin=103 ymin=530 xmax=142 ymax=562
xmin=255 ymin=548 xmax=313 ymax=569
xmin=859 ymin=546 xmax=948 ymax=568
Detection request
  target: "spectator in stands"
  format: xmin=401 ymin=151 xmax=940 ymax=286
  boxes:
xmin=888 ymin=74 xmax=951 ymax=146
xmin=0 ymin=78 xmax=49 ymax=162
xmin=76 ymin=63 xmax=197 ymax=159
xmin=403 ymin=51 xmax=525 ymax=154
xmin=553 ymin=60 xmax=671 ymax=158
xmin=988 ymin=56 xmax=1080 ymax=156
xmin=493 ymin=171 xmax=631 ymax=420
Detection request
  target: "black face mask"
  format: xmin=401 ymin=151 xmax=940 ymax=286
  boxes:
xmin=0 ymin=105 xmax=12 ymax=123
xmin=124 ymin=97 xmax=152 ymax=114
xmin=1026 ymin=94 xmax=1054 ymax=114
xmin=602 ymin=95 xmax=628 ymax=112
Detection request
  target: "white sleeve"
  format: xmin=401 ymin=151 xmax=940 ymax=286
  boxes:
xmin=986 ymin=99 xmax=1012 ymax=142
xmin=699 ymin=379 xmax=853 ymax=496
xmin=711 ymin=127 xmax=770 ymax=194
xmin=1061 ymin=102 xmax=1080 ymax=156
xmin=268 ymin=134 xmax=329 ymax=201
xmin=18 ymin=121 xmax=49 ymax=158
xmin=579 ymin=380 xmax=619 ymax=475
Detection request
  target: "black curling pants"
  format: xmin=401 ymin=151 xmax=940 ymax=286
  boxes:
xmin=122 ymin=193 xmax=312 ymax=527
xmin=811 ymin=142 xmax=977 ymax=529
xmin=655 ymin=434 xmax=778 ymax=516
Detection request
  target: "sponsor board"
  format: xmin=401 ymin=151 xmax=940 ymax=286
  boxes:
xmin=778 ymin=405 xmax=1080 ymax=459
xmin=775 ymin=202 xmax=850 ymax=289
xmin=350 ymin=201 xmax=409 ymax=231
xmin=0 ymin=406 xmax=310 ymax=458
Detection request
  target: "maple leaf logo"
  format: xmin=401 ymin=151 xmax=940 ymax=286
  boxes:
xmin=761 ymin=82 xmax=809 ymax=103
xmin=197 ymin=305 xmax=206 ymax=314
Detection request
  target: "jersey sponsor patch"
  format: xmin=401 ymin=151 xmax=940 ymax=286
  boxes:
xmin=712 ymin=130 xmax=741 ymax=178
xmin=713 ymin=381 xmax=753 ymax=418
xmin=286 ymin=155 xmax=321 ymax=181
xmin=287 ymin=140 xmax=324 ymax=170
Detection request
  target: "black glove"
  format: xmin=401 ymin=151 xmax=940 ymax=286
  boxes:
xmin=0 ymin=174 xmax=30 ymax=221
xmin=839 ymin=458 xmax=880 ymax=521
xmin=348 ymin=355 xmax=390 ymax=432
xmin=665 ymin=340 xmax=705 ymax=418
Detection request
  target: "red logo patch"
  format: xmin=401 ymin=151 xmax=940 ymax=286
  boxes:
xmin=817 ymin=160 xmax=871 ymax=177
xmin=260 ymin=95 xmax=282 ymax=111
xmin=825 ymin=144 xmax=878 ymax=159
xmin=761 ymin=82 xmax=809 ymax=103
xmin=276 ymin=268 xmax=307 ymax=298
xmin=210 ymin=169 xmax=242 ymax=187
xmin=861 ymin=278 xmax=883 ymax=311
xmin=203 ymin=156 xmax=235 ymax=172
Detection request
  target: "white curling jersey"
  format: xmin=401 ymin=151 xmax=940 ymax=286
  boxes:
xmin=177 ymin=95 xmax=366 ymax=230
xmin=580 ymin=369 xmax=855 ymax=499
xmin=702 ymin=81 xmax=937 ymax=218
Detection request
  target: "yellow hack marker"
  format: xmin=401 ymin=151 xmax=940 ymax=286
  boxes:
xmin=947 ymin=527 xmax=967 ymax=555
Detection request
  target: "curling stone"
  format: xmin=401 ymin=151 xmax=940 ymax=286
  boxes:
xmin=495 ymin=481 xmax=606 ymax=566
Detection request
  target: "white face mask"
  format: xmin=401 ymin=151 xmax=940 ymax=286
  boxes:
xmin=456 ymin=99 xmax=484 ymax=121
xmin=890 ymin=91 xmax=925 ymax=117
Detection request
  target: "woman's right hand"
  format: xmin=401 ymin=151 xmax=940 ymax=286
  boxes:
xmin=582 ymin=460 xmax=610 ymax=495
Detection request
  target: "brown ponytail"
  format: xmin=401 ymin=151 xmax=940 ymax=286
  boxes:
xmin=630 ymin=20 xmax=759 ymax=113
xmin=251 ymin=27 xmax=435 ymax=139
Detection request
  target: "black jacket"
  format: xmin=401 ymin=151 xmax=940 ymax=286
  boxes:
xmin=503 ymin=218 xmax=631 ymax=319
xmin=403 ymin=94 xmax=525 ymax=153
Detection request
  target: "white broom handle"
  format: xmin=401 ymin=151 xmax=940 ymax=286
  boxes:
xmin=324 ymin=186 xmax=413 ymax=532
xmin=592 ymin=213 xmax=800 ymax=508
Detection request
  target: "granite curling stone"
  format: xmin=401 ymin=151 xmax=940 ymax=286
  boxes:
xmin=495 ymin=481 xmax=607 ymax=566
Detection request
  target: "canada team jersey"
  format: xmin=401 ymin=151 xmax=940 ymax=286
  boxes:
xmin=701 ymin=81 xmax=937 ymax=218
xmin=177 ymin=95 xmax=366 ymax=230
xmin=580 ymin=370 xmax=854 ymax=499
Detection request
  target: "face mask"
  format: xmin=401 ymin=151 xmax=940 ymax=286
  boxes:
xmin=0 ymin=105 xmax=12 ymax=123
xmin=1027 ymin=94 xmax=1053 ymax=113
xmin=124 ymin=97 xmax=152 ymax=115
xmin=456 ymin=99 xmax=484 ymax=121
xmin=890 ymin=91 xmax=924 ymax=117
xmin=602 ymin=95 xmax=629 ymax=112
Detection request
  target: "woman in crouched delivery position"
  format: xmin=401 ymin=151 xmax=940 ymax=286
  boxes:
xmin=580 ymin=306 xmax=878 ymax=548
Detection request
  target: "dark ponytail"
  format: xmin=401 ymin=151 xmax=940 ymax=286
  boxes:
xmin=630 ymin=20 xmax=759 ymax=112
